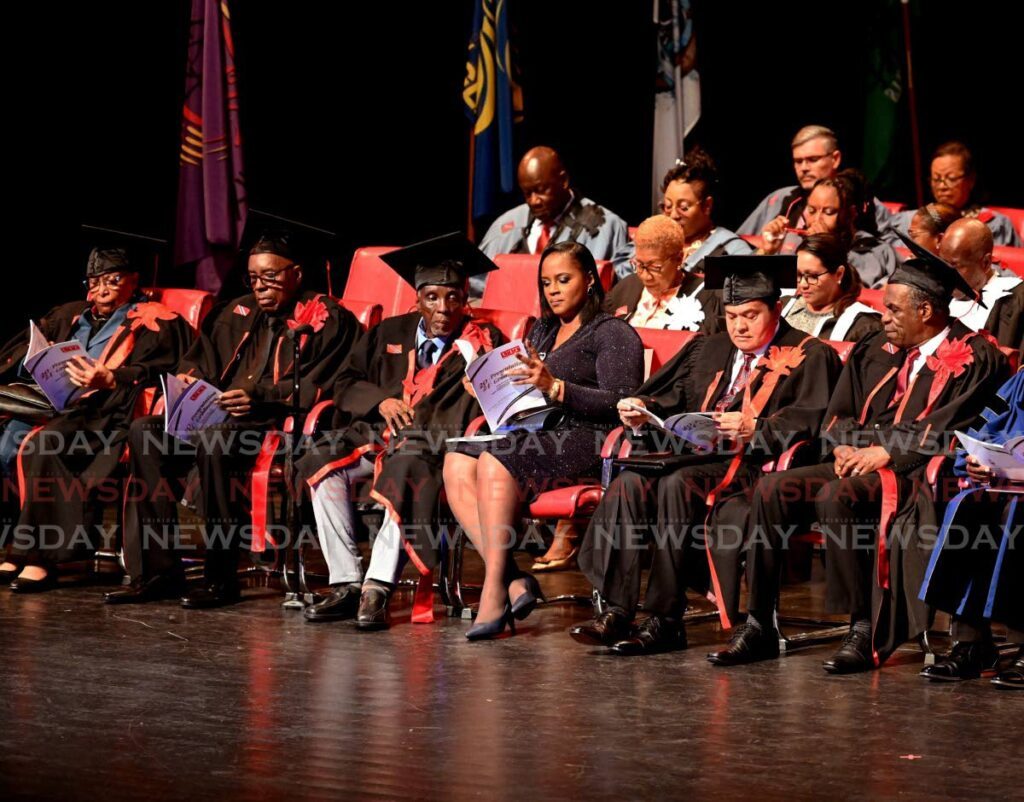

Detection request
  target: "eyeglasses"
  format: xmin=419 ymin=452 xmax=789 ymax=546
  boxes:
xmin=83 ymin=273 xmax=127 ymax=290
xmin=244 ymin=263 xmax=298 ymax=288
xmin=792 ymin=152 xmax=835 ymax=167
xmin=660 ymin=200 xmax=695 ymax=215
xmin=930 ymin=174 xmax=966 ymax=187
xmin=629 ymin=258 xmax=674 ymax=275
xmin=796 ymin=270 xmax=830 ymax=286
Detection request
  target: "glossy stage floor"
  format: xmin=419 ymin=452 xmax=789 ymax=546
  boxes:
xmin=2 ymin=553 xmax=1019 ymax=802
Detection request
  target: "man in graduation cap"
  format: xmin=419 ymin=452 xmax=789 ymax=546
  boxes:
xmin=104 ymin=212 xmax=360 ymax=606
xmin=0 ymin=233 xmax=194 ymax=590
xmin=708 ymin=243 xmax=1011 ymax=672
xmin=296 ymin=233 xmax=504 ymax=626
xmin=572 ymin=256 xmax=842 ymax=654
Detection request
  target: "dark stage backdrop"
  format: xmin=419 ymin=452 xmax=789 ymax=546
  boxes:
xmin=7 ymin=0 xmax=1022 ymax=339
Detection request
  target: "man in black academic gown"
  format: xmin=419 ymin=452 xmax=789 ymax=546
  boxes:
xmin=104 ymin=213 xmax=361 ymax=607
xmin=572 ymin=256 xmax=843 ymax=654
xmin=296 ymin=233 xmax=504 ymax=627
xmin=708 ymin=244 xmax=1010 ymax=673
xmin=2 ymin=238 xmax=194 ymax=590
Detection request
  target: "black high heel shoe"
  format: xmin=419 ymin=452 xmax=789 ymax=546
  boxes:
xmin=509 ymin=572 xmax=545 ymax=621
xmin=0 ymin=563 xmax=20 ymax=584
xmin=466 ymin=603 xmax=515 ymax=640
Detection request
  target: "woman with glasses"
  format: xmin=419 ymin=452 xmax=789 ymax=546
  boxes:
xmin=885 ymin=141 xmax=1021 ymax=247
xmin=604 ymin=215 xmax=722 ymax=333
xmin=906 ymin=202 xmax=960 ymax=254
xmin=612 ymin=147 xmax=752 ymax=281
xmin=443 ymin=242 xmax=644 ymax=639
xmin=782 ymin=233 xmax=882 ymax=342
xmin=761 ymin=171 xmax=898 ymax=288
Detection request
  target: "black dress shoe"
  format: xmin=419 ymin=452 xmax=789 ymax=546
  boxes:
xmin=355 ymin=587 xmax=391 ymax=630
xmin=822 ymin=627 xmax=873 ymax=674
xmin=991 ymin=648 xmax=1024 ymax=690
xmin=304 ymin=584 xmax=361 ymax=622
xmin=707 ymin=621 xmax=780 ymax=666
xmin=105 ymin=574 xmax=187 ymax=605
xmin=569 ymin=608 xmax=632 ymax=646
xmin=610 ymin=615 xmax=687 ymax=656
xmin=920 ymin=640 xmax=999 ymax=682
xmin=10 ymin=570 xmax=58 ymax=594
xmin=180 ymin=583 xmax=242 ymax=609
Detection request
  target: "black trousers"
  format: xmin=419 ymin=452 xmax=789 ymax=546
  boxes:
xmin=123 ymin=415 xmax=270 ymax=584
xmin=579 ymin=458 xmax=757 ymax=620
xmin=746 ymin=461 xmax=912 ymax=620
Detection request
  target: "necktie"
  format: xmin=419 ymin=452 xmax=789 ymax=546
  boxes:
xmin=417 ymin=339 xmax=438 ymax=370
xmin=889 ymin=346 xmax=920 ymax=408
xmin=716 ymin=353 xmax=756 ymax=412
xmin=535 ymin=223 xmax=552 ymax=254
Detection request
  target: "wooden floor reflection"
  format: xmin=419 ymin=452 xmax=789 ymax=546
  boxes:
xmin=1 ymin=554 xmax=1020 ymax=801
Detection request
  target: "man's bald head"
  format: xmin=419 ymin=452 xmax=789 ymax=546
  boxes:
xmin=939 ymin=218 xmax=994 ymax=293
xmin=517 ymin=146 xmax=571 ymax=224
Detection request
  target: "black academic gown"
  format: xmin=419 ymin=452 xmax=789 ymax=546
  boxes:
xmin=748 ymin=321 xmax=1010 ymax=665
xmin=297 ymin=312 xmax=505 ymax=573
xmin=579 ymin=320 xmax=842 ymax=624
xmin=9 ymin=299 xmax=194 ymax=563
xmin=121 ymin=291 xmax=360 ymax=582
xmin=603 ymin=272 xmax=723 ymax=334
xmin=984 ymin=281 xmax=1023 ymax=352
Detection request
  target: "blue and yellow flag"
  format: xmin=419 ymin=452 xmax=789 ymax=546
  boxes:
xmin=463 ymin=0 xmax=523 ymax=220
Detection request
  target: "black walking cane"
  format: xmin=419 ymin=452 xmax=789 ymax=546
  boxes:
xmin=281 ymin=323 xmax=314 ymax=609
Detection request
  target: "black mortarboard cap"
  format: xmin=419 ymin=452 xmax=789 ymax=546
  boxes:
xmin=380 ymin=232 xmax=499 ymax=290
xmin=81 ymin=225 xmax=167 ymax=278
xmin=892 ymin=231 xmax=984 ymax=306
xmin=703 ymin=255 xmax=795 ymax=305
xmin=239 ymin=209 xmax=335 ymax=266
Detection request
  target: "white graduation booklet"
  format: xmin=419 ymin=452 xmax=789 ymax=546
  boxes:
xmin=162 ymin=374 xmax=229 ymax=443
xmin=446 ymin=338 xmax=560 ymax=443
xmin=22 ymin=321 xmax=86 ymax=411
xmin=955 ymin=430 xmax=1024 ymax=481
xmin=620 ymin=401 xmax=720 ymax=450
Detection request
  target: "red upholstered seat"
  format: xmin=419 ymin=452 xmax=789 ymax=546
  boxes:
xmin=489 ymin=254 xmax=614 ymax=313
xmin=635 ymin=327 xmax=698 ymax=377
xmin=470 ymin=308 xmax=535 ymax=341
xmin=858 ymin=287 xmax=887 ymax=312
xmin=527 ymin=484 xmax=603 ymax=519
xmin=880 ymin=200 xmax=906 ymax=215
xmin=337 ymin=298 xmax=383 ymax=331
xmin=142 ymin=287 xmax=214 ymax=331
xmin=343 ymin=246 xmax=417 ymax=319
xmin=823 ymin=340 xmax=856 ymax=364
xmin=992 ymin=245 xmax=1024 ymax=278
xmin=988 ymin=206 xmax=1024 ymax=241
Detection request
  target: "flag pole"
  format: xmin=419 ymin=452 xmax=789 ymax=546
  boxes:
xmin=901 ymin=0 xmax=924 ymax=207
xmin=467 ymin=128 xmax=477 ymax=241
xmin=671 ymin=0 xmax=685 ymax=162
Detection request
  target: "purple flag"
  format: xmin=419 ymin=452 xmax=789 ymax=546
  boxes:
xmin=174 ymin=0 xmax=246 ymax=295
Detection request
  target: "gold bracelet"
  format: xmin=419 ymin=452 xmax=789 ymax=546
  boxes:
xmin=547 ymin=379 xmax=562 ymax=401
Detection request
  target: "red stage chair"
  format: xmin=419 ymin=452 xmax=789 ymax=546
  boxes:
xmin=337 ymin=298 xmax=383 ymax=331
xmin=858 ymin=286 xmax=887 ymax=312
xmin=988 ymin=206 xmax=1024 ymax=241
xmin=490 ymin=253 xmax=614 ymax=302
xmin=343 ymin=246 xmax=417 ymax=319
xmin=881 ymin=200 xmax=907 ymax=215
xmin=142 ymin=287 xmax=215 ymax=331
xmin=628 ymin=226 xmax=638 ymax=241
xmin=992 ymin=246 xmax=1024 ymax=279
